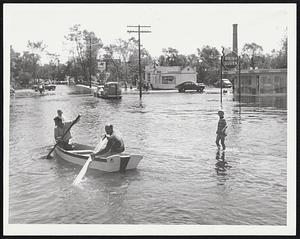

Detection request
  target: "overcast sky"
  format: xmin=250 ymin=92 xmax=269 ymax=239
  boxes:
xmin=4 ymin=4 xmax=294 ymax=64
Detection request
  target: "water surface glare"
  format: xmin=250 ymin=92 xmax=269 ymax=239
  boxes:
xmin=9 ymin=85 xmax=287 ymax=225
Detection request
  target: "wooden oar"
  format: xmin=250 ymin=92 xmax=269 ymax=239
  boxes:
xmin=46 ymin=114 xmax=81 ymax=159
xmin=73 ymin=136 xmax=107 ymax=185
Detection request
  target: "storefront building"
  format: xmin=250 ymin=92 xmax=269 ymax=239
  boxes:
xmin=231 ymin=69 xmax=287 ymax=99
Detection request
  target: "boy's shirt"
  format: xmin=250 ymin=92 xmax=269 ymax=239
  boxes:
xmin=216 ymin=118 xmax=227 ymax=135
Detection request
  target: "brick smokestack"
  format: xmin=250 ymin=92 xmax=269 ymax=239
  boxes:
xmin=233 ymin=24 xmax=238 ymax=54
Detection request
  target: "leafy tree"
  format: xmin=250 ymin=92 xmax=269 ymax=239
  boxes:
xmin=65 ymin=24 xmax=103 ymax=83
xmin=271 ymin=36 xmax=287 ymax=68
xmin=242 ymin=42 xmax=263 ymax=69
xmin=26 ymin=40 xmax=47 ymax=82
xmin=197 ymin=46 xmax=220 ymax=85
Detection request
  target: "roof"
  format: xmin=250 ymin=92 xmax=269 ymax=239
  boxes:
xmin=145 ymin=65 xmax=196 ymax=74
xmin=227 ymin=68 xmax=287 ymax=75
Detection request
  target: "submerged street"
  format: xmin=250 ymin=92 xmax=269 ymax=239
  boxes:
xmin=9 ymin=85 xmax=287 ymax=224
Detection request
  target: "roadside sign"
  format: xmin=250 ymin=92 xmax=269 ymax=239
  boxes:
xmin=223 ymin=51 xmax=238 ymax=69
xmin=98 ymin=61 xmax=106 ymax=72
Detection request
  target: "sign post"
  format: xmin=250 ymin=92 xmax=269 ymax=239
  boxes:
xmin=222 ymin=50 xmax=239 ymax=103
xmin=220 ymin=56 xmax=223 ymax=104
xmin=97 ymin=61 xmax=106 ymax=72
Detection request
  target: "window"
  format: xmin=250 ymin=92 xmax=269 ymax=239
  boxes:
xmin=162 ymin=76 xmax=175 ymax=84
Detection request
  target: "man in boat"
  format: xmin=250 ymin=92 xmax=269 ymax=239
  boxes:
xmin=216 ymin=110 xmax=227 ymax=150
xmin=91 ymin=124 xmax=125 ymax=159
xmin=54 ymin=116 xmax=80 ymax=150
xmin=57 ymin=109 xmax=65 ymax=122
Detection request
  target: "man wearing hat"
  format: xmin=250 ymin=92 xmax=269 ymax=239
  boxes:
xmin=216 ymin=110 xmax=227 ymax=150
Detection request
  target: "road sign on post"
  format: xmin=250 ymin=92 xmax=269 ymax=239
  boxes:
xmin=223 ymin=51 xmax=238 ymax=70
xmin=98 ymin=61 xmax=106 ymax=72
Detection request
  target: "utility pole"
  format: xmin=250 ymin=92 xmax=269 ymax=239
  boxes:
xmin=10 ymin=45 xmax=13 ymax=86
xmin=238 ymin=56 xmax=241 ymax=103
xmin=57 ymin=59 xmax=60 ymax=82
xmin=89 ymin=35 xmax=92 ymax=88
xmin=220 ymin=56 xmax=223 ymax=104
xmin=127 ymin=25 xmax=151 ymax=99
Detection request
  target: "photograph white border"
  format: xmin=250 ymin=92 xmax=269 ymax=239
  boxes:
xmin=3 ymin=3 xmax=297 ymax=236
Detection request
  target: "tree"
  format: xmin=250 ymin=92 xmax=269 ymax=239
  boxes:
xmin=242 ymin=42 xmax=263 ymax=69
xmin=186 ymin=54 xmax=202 ymax=82
xmin=46 ymin=52 xmax=61 ymax=81
xmin=65 ymin=24 xmax=103 ymax=83
xmin=271 ymin=36 xmax=287 ymax=69
xmin=10 ymin=47 xmax=22 ymax=87
xmin=197 ymin=46 xmax=220 ymax=85
xmin=26 ymin=40 xmax=47 ymax=82
xmin=161 ymin=47 xmax=180 ymax=66
xmin=102 ymin=37 xmax=152 ymax=84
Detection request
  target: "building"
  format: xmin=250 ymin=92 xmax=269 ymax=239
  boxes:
xmin=145 ymin=65 xmax=197 ymax=90
xmin=231 ymin=68 xmax=287 ymax=99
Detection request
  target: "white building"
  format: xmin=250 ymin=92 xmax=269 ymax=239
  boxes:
xmin=145 ymin=65 xmax=197 ymax=90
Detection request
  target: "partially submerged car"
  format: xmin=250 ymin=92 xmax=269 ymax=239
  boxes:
xmin=175 ymin=81 xmax=205 ymax=93
xmin=98 ymin=82 xmax=122 ymax=99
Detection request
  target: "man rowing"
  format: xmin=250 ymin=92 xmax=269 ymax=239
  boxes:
xmin=91 ymin=124 xmax=125 ymax=159
xmin=57 ymin=109 xmax=65 ymax=122
xmin=54 ymin=115 xmax=80 ymax=150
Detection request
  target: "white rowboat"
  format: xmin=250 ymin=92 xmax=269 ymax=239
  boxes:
xmin=54 ymin=143 xmax=143 ymax=172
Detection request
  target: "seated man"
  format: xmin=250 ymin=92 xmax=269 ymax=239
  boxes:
xmin=92 ymin=124 xmax=125 ymax=159
xmin=57 ymin=109 xmax=65 ymax=122
xmin=54 ymin=116 xmax=80 ymax=150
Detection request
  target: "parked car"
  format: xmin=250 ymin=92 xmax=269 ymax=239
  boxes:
xmin=175 ymin=81 xmax=205 ymax=93
xmin=214 ymin=79 xmax=232 ymax=88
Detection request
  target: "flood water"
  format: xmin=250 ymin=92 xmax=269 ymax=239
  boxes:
xmin=9 ymin=85 xmax=287 ymax=225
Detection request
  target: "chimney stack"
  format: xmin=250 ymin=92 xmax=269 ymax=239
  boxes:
xmin=233 ymin=24 xmax=238 ymax=54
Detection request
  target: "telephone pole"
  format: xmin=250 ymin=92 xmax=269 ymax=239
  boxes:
xmin=89 ymin=35 xmax=92 ymax=88
xmin=127 ymin=25 xmax=151 ymax=99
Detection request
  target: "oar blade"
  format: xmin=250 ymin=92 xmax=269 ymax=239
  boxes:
xmin=73 ymin=156 xmax=92 ymax=185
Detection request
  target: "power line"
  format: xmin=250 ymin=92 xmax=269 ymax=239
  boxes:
xmin=127 ymin=25 xmax=151 ymax=99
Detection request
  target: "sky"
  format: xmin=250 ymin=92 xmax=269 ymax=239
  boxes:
xmin=4 ymin=4 xmax=293 ymax=64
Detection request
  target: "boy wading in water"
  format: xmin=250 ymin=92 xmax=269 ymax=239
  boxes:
xmin=216 ymin=110 xmax=227 ymax=150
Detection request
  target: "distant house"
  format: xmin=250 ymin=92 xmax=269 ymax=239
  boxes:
xmin=145 ymin=65 xmax=197 ymax=90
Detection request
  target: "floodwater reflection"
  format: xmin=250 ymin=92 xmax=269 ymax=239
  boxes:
xmin=234 ymin=96 xmax=287 ymax=109
xmin=215 ymin=150 xmax=231 ymax=176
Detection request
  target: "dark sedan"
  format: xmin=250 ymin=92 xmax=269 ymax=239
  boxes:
xmin=175 ymin=81 xmax=205 ymax=93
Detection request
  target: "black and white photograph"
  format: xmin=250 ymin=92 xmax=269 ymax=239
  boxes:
xmin=3 ymin=3 xmax=296 ymax=236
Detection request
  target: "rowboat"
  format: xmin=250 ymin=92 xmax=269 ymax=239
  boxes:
xmin=54 ymin=143 xmax=143 ymax=172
